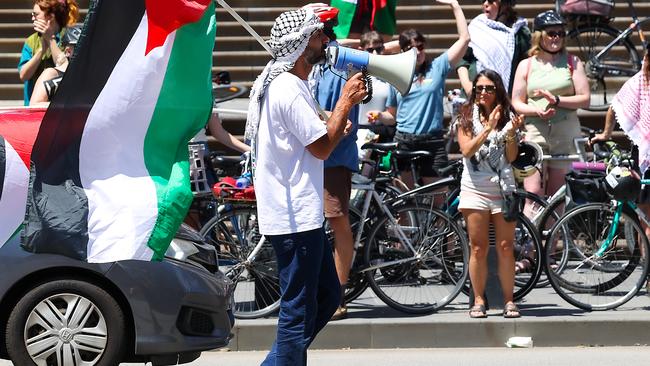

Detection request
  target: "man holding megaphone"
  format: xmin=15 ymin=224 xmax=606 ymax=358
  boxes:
xmin=245 ymin=7 xmax=367 ymax=366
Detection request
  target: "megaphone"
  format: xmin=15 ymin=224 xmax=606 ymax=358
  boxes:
xmin=326 ymin=46 xmax=417 ymax=96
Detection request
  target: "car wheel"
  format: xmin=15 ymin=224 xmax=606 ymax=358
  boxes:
xmin=6 ymin=279 xmax=126 ymax=366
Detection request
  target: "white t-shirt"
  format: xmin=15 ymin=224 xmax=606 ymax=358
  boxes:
xmin=254 ymin=72 xmax=328 ymax=235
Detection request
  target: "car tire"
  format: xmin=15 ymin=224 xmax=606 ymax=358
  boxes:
xmin=6 ymin=279 xmax=126 ymax=366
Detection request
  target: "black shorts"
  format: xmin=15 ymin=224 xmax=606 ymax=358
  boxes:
xmin=394 ymin=131 xmax=448 ymax=177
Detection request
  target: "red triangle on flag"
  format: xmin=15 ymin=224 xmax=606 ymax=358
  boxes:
xmin=0 ymin=108 xmax=45 ymax=168
xmin=145 ymin=0 xmax=212 ymax=55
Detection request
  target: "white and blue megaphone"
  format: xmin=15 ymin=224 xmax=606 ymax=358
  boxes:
xmin=326 ymin=45 xmax=417 ymax=96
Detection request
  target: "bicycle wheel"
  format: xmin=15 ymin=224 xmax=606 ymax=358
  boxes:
xmin=325 ymin=207 xmax=372 ymax=303
xmin=524 ymin=189 xmax=569 ymax=288
xmin=545 ymin=203 xmax=650 ymax=310
xmin=512 ymin=213 xmax=544 ymax=300
xmin=364 ymin=205 xmax=469 ymax=314
xmin=200 ymin=207 xmax=281 ymax=319
xmin=566 ymin=25 xmax=641 ymax=111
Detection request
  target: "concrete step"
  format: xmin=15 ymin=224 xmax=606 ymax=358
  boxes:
xmin=0 ymin=83 xmax=21 ymax=101
xmin=229 ymin=287 xmax=650 ymax=351
xmin=0 ymin=8 xmax=88 ymax=23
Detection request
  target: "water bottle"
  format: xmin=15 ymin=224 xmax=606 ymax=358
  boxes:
xmin=236 ymin=173 xmax=252 ymax=188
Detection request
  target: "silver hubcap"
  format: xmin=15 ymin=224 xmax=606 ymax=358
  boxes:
xmin=24 ymin=293 xmax=108 ymax=366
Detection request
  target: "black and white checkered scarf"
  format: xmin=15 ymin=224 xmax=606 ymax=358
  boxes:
xmin=245 ymin=9 xmax=323 ymax=143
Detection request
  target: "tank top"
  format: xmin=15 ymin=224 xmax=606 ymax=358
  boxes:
xmin=526 ymin=53 xmax=575 ymax=124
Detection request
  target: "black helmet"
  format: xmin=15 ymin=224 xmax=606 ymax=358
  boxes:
xmin=533 ymin=10 xmax=566 ymax=32
xmin=62 ymin=25 xmax=82 ymax=46
xmin=604 ymin=166 xmax=641 ymax=201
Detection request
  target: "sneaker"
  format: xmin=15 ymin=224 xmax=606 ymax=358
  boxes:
xmin=331 ymin=305 xmax=348 ymax=321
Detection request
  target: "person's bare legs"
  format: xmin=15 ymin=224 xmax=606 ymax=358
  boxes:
xmin=546 ymin=164 xmax=571 ymax=197
xmin=463 ymin=209 xmax=491 ymax=312
xmin=329 ymin=215 xmax=354 ymax=288
xmin=492 ymin=213 xmax=517 ymax=306
xmin=522 ymin=169 xmax=544 ymax=217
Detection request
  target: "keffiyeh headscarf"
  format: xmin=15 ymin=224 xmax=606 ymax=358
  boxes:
xmin=244 ymin=9 xmax=324 ymax=142
xmin=470 ymin=104 xmax=519 ymax=193
xmin=468 ymin=14 xmax=528 ymax=90
xmin=611 ymin=65 xmax=650 ymax=173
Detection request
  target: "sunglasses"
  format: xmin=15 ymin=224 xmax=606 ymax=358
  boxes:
xmin=474 ymin=85 xmax=497 ymax=94
xmin=545 ymin=30 xmax=567 ymax=38
xmin=480 ymin=0 xmax=496 ymax=4
xmin=365 ymin=45 xmax=385 ymax=54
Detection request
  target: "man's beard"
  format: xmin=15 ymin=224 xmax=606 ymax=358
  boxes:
xmin=306 ymin=45 xmax=327 ymax=65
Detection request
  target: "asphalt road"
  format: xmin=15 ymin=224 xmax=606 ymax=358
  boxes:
xmin=2 ymin=347 xmax=646 ymax=365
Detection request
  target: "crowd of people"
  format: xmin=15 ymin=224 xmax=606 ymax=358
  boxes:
xmin=245 ymin=0 xmax=624 ymax=363
xmin=16 ymin=0 xmax=649 ymax=365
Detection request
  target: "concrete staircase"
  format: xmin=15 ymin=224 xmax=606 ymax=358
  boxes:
xmin=1 ymin=0 xmax=648 ymax=148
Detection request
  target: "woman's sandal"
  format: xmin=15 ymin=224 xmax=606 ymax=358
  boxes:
xmin=503 ymin=302 xmax=521 ymax=318
xmin=469 ymin=304 xmax=487 ymax=318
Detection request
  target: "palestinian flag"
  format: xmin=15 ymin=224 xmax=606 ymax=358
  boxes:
xmin=330 ymin=0 xmax=396 ymax=38
xmin=22 ymin=0 xmax=216 ymax=263
xmin=0 ymin=109 xmax=44 ymax=247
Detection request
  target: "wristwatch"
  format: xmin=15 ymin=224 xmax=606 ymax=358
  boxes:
xmin=553 ymin=95 xmax=560 ymax=106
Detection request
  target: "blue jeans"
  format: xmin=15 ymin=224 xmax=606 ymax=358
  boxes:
xmin=261 ymin=227 xmax=340 ymax=366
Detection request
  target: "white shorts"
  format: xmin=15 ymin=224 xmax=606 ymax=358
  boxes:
xmin=458 ymin=190 xmax=503 ymax=215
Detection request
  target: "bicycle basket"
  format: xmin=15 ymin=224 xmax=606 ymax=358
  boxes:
xmin=558 ymin=0 xmax=614 ymax=18
xmin=565 ymin=170 xmax=609 ymax=208
xmin=188 ymin=142 xmax=211 ymax=197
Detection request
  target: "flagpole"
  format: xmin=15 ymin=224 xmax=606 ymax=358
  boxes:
xmin=215 ymin=0 xmax=273 ymax=56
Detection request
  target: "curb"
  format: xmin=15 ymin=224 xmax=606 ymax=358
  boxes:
xmin=229 ymin=316 xmax=650 ymax=351
xmin=225 ymin=288 xmax=650 ymax=351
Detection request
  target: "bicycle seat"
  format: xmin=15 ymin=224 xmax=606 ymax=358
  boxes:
xmin=437 ymin=160 xmax=463 ymax=177
xmin=212 ymin=155 xmax=243 ymax=168
xmin=361 ymin=141 xmax=398 ymax=153
xmin=393 ymin=150 xmax=432 ymax=159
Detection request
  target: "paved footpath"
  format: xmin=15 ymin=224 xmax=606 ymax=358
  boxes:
xmin=2 ymin=347 xmax=648 ymax=365
xmin=230 ymin=285 xmax=650 ymax=351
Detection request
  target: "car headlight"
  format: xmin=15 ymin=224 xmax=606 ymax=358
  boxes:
xmin=166 ymin=238 xmax=200 ymax=261
xmin=165 ymin=238 xmax=219 ymax=273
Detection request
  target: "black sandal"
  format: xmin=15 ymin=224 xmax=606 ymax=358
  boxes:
xmin=469 ymin=304 xmax=487 ymax=318
xmin=503 ymin=302 xmax=521 ymax=318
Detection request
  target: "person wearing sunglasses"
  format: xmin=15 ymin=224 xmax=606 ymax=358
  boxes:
xmin=18 ymin=0 xmax=80 ymax=106
xmin=457 ymin=0 xmax=530 ymax=97
xmin=511 ymin=10 xmax=590 ymax=199
xmin=457 ymin=69 xmax=525 ymax=319
xmin=385 ymin=0 xmax=469 ymax=189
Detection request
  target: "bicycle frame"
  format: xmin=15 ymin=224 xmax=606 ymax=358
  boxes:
xmin=352 ymin=180 xmax=447 ymax=273
xmin=588 ymin=0 xmax=649 ymax=75
xmin=594 ymin=179 xmax=650 ymax=258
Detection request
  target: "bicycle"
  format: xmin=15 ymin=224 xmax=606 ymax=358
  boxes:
xmin=556 ymin=0 xmax=649 ymax=110
xmin=189 ymin=106 xmax=282 ymax=319
xmin=544 ymin=191 xmax=650 ymax=310
xmin=333 ymin=143 xmax=472 ymax=314
xmin=358 ymin=143 xmax=545 ymax=303
xmin=199 ymin=200 xmax=281 ymax=319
